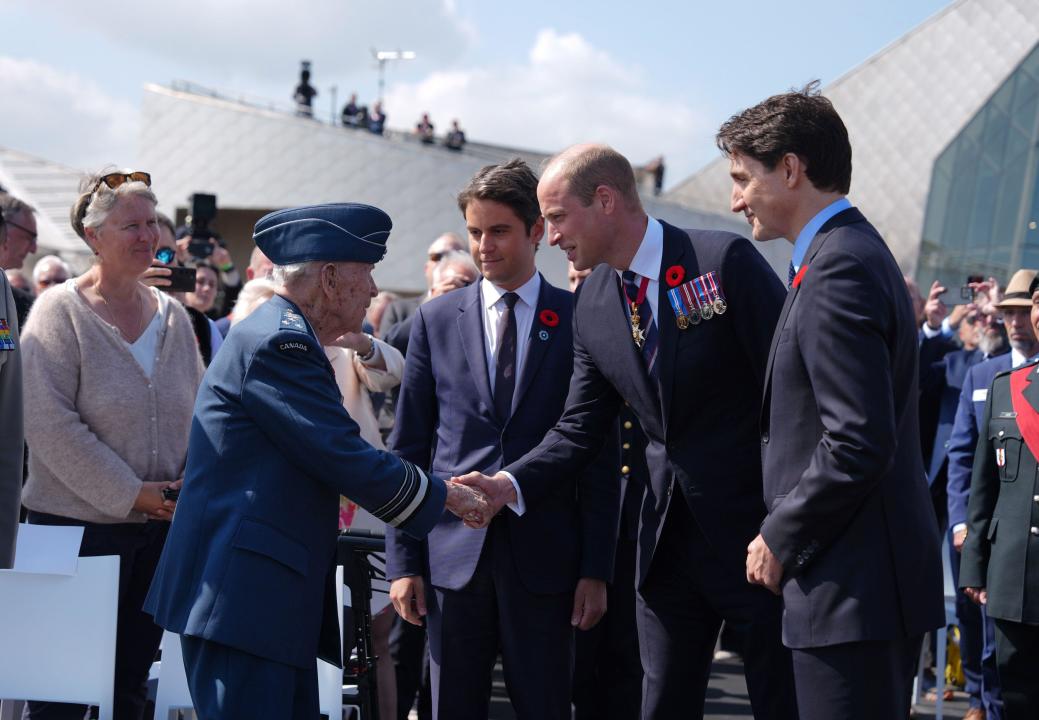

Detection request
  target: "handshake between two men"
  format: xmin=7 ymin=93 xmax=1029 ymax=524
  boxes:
xmin=443 ymin=471 xmax=516 ymax=528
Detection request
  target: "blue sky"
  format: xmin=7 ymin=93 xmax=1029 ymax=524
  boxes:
xmin=0 ymin=0 xmax=951 ymax=186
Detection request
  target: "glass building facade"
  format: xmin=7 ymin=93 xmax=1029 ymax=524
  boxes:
xmin=918 ymin=42 xmax=1039 ymax=289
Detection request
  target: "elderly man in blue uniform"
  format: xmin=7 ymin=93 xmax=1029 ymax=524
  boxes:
xmin=145 ymin=203 xmax=488 ymax=719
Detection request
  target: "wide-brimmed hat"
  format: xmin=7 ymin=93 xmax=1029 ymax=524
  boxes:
xmin=997 ymin=268 xmax=1039 ymax=309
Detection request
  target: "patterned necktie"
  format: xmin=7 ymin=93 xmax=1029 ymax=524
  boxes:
xmin=622 ymin=271 xmax=659 ymax=378
xmin=493 ymin=292 xmax=520 ymax=421
xmin=787 ymin=261 xmax=796 ymax=289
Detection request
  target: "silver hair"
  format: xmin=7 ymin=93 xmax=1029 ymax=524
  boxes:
xmin=32 ymin=255 xmax=71 ymax=284
xmin=231 ymin=278 xmax=278 ymax=326
xmin=434 ymin=249 xmax=478 ymax=279
xmin=0 ymin=193 xmax=36 ymax=222
xmin=270 ymin=261 xmax=316 ymax=285
xmin=70 ymin=167 xmax=158 ymax=241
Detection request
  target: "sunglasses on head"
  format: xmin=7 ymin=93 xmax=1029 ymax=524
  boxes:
xmin=92 ymin=171 xmax=152 ymax=195
xmin=155 ymin=247 xmax=177 ymax=264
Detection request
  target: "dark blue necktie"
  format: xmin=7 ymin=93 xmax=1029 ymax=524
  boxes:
xmin=622 ymin=271 xmax=658 ymax=378
xmin=493 ymin=292 xmax=520 ymax=421
xmin=788 ymin=261 xmax=796 ymax=289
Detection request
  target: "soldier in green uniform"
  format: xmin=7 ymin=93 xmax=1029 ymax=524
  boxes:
xmin=961 ymin=274 xmax=1039 ymax=718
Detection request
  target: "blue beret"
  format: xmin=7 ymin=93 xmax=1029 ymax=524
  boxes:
xmin=253 ymin=203 xmax=392 ymax=265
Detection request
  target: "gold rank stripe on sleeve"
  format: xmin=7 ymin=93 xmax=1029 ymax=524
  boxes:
xmin=376 ymin=459 xmax=431 ymax=528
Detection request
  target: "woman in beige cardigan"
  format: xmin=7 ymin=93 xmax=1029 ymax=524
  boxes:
xmin=231 ymin=277 xmax=404 ymax=719
xmin=20 ymin=169 xmax=204 ymax=720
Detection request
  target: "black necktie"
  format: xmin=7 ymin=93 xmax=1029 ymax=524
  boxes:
xmin=494 ymin=292 xmax=520 ymax=421
xmin=787 ymin=261 xmax=796 ymax=289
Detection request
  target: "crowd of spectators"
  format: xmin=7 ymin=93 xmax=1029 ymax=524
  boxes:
xmin=338 ymin=92 xmax=467 ymax=150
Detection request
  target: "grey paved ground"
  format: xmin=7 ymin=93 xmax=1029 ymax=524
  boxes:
xmin=478 ymin=657 xmax=973 ymax=719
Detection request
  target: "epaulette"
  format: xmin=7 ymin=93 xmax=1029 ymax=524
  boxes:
xmin=279 ymin=307 xmax=307 ymax=333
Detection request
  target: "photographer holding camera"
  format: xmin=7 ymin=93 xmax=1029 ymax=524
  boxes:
xmin=144 ymin=213 xmax=224 ymax=365
xmin=20 ymin=168 xmax=205 ymax=719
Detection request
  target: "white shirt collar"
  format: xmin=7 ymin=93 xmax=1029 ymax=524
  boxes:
xmin=621 ymin=216 xmax=664 ymax=279
xmin=481 ymin=271 xmax=541 ymax=311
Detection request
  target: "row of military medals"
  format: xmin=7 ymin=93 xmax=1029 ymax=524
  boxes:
xmin=666 ymin=271 xmax=727 ymax=330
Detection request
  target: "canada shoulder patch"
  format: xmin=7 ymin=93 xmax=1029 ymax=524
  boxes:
xmin=278 ymin=341 xmax=310 ymax=353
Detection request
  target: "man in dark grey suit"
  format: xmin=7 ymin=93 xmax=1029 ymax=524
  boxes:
xmin=719 ymin=83 xmax=945 ymax=719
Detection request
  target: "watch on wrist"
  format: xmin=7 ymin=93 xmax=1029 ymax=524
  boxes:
xmin=358 ymin=333 xmax=377 ymax=362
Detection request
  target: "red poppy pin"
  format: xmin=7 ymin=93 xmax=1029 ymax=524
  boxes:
xmin=792 ymin=265 xmax=808 ymax=289
xmin=665 ymin=265 xmax=685 ymax=287
xmin=539 ymin=309 xmax=560 ymax=327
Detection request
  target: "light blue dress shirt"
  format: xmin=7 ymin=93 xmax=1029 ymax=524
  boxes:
xmin=790 ymin=197 xmax=852 ymax=272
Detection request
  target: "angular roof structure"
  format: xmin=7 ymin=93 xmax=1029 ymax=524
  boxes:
xmin=665 ymin=0 xmax=1039 ymax=274
xmin=0 ymin=146 xmax=88 ymax=260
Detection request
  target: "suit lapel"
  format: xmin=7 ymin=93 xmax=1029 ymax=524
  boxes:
xmin=656 ymin=223 xmax=694 ymax=429
xmin=761 ymin=207 xmax=866 ymax=421
xmin=512 ymin=277 xmax=554 ymax=413
xmin=456 ymin=283 xmax=495 ymax=420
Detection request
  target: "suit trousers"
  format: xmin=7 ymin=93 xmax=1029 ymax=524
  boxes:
xmin=790 ymin=634 xmax=920 ymax=720
xmin=24 ymin=513 xmax=168 ymax=720
xmin=389 ymin=615 xmax=431 ymax=720
xmin=573 ymin=534 xmax=642 ymax=720
xmin=993 ymin=619 xmax=1039 ymax=719
xmin=949 ymin=532 xmax=1003 ymax=716
xmin=635 ymin=498 xmax=797 ymax=720
xmin=179 ymin=635 xmax=319 ymax=720
xmin=426 ymin=516 xmax=573 ymax=720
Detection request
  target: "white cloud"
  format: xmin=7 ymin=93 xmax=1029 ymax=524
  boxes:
xmin=383 ymin=29 xmax=707 ymax=175
xmin=0 ymin=56 xmax=137 ymax=170
xmin=27 ymin=0 xmax=473 ymax=87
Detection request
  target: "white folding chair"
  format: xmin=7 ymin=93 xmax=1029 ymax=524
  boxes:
xmin=153 ymin=631 xmax=193 ymax=720
xmin=153 ymin=566 xmax=345 ymax=720
xmin=0 ymin=555 xmax=120 ymax=720
xmin=317 ymin=565 xmax=346 ymax=720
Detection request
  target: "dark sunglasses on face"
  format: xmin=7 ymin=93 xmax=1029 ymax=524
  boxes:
xmin=92 ymin=171 xmax=152 ymax=195
xmin=155 ymin=247 xmax=177 ymax=264
xmin=429 ymin=252 xmax=444 ymax=262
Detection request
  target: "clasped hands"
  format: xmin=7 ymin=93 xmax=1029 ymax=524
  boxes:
xmin=444 ymin=471 xmax=516 ymax=528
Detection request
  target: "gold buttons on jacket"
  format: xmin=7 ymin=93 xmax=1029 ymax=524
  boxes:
xmin=621 ymin=466 xmax=630 ymax=475
xmin=624 ymin=421 xmax=633 ymax=430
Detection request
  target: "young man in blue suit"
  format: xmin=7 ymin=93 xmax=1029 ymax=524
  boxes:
xmin=945 ymin=269 xmax=1038 ymax=720
xmin=719 ymin=84 xmax=945 ymax=719
xmin=145 ymin=203 xmax=489 ymax=719
xmin=385 ymin=159 xmax=620 ymax=720
xmin=455 ymin=145 xmax=797 ymax=719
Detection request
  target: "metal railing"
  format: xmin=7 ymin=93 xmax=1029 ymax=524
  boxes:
xmin=166 ymin=80 xmax=552 ymax=166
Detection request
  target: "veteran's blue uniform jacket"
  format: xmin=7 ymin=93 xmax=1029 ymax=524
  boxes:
xmin=145 ymin=294 xmax=445 ymax=669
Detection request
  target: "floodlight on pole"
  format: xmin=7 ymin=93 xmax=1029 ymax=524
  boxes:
xmin=371 ymin=48 xmax=417 ymax=103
